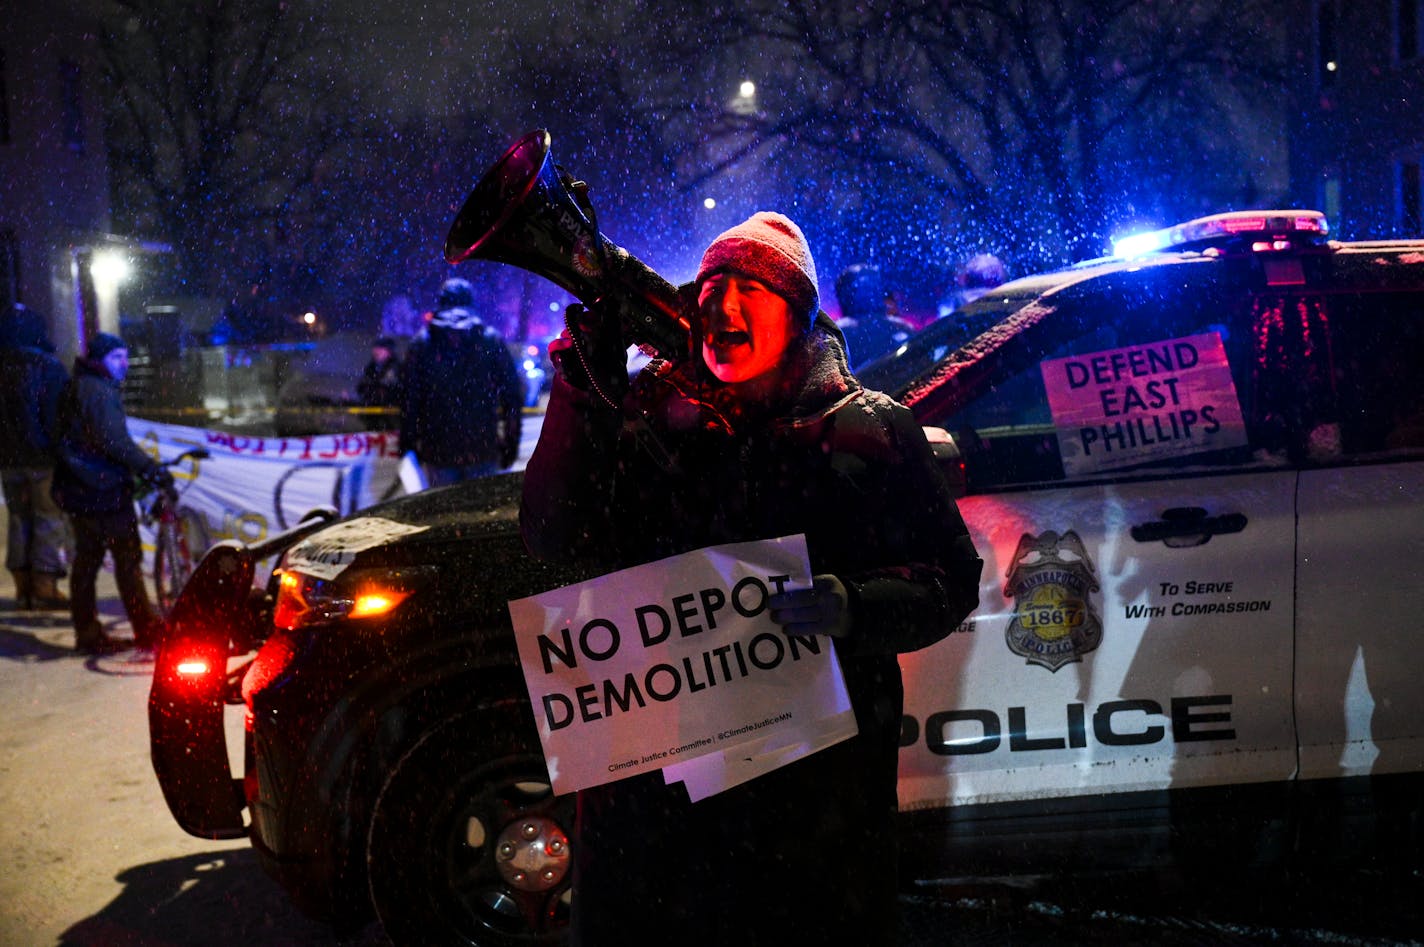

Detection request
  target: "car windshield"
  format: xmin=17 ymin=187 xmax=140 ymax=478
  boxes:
xmin=858 ymin=276 xmax=1072 ymax=399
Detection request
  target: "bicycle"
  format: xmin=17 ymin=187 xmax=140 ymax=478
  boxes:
xmin=140 ymin=447 xmax=213 ymax=616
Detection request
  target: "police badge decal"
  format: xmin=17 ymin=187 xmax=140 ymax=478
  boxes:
xmin=1003 ymin=530 xmax=1103 ymax=671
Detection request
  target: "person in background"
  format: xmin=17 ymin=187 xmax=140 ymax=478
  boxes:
xmin=521 ymin=212 xmax=982 ymax=946
xmin=357 ymin=335 xmax=402 ymax=431
xmin=0 ymin=303 xmax=71 ymax=610
xmin=399 ymin=279 xmax=523 ymax=486
xmin=833 ymin=262 xmax=914 ymax=370
xmin=938 ymin=251 xmax=1007 ymax=320
xmin=51 ymin=333 xmax=169 ymax=654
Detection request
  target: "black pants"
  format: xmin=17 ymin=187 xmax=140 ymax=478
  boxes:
xmin=69 ymin=506 xmax=160 ymax=646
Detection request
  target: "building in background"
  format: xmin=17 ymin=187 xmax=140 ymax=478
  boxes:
xmin=1290 ymin=0 xmax=1424 ymax=238
xmin=0 ymin=0 xmax=162 ymax=362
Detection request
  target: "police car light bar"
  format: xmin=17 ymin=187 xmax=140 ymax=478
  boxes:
xmin=1112 ymin=210 xmax=1328 ymax=259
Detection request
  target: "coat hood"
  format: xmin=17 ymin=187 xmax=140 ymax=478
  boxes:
xmin=1 ymin=305 xmax=56 ymax=352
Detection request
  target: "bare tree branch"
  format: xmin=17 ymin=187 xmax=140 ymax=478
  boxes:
xmin=96 ymin=0 xmax=351 ymax=299
xmin=631 ymin=0 xmax=1286 ymax=269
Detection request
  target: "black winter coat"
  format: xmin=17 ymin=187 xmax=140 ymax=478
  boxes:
xmin=357 ymin=355 xmax=402 ymax=408
xmin=0 ymin=345 xmax=68 ymax=469
xmin=51 ymin=358 xmax=162 ymax=515
xmin=521 ymin=314 xmax=982 ymax=947
xmin=399 ymin=320 xmax=523 ymax=467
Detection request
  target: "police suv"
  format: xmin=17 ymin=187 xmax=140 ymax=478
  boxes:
xmin=149 ymin=211 xmax=1424 ymax=944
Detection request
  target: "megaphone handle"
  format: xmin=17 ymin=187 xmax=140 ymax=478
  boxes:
xmin=560 ymin=307 xmax=681 ymax=474
xmin=564 ymin=306 xmax=623 ymax=412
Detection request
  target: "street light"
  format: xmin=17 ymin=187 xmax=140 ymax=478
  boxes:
xmin=67 ymin=237 xmax=170 ymax=359
xmin=88 ymin=250 xmax=131 ymax=287
xmin=732 ymin=79 xmax=757 ymax=116
xmin=78 ymin=249 xmax=132 ymax=352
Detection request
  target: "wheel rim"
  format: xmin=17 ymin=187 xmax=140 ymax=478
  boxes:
xmin=424 ymin=759 xmax=574 ymax=941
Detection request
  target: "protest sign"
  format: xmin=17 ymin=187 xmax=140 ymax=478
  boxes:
xmin=1041 ymin=331 xmax=1248 ymax=476
xmin=507 ymin=535 xmax=855 ymax=797
xmin=284 ymin=517 xmax=430 ymax=580
xmin=662 ymin=701 xmax=858 ymax=802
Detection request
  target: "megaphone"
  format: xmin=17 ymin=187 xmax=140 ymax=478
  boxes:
xmin=445 ymin=129 xmax=692 ymax=360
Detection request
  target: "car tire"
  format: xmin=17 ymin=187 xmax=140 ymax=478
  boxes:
xmin=366 ymin=700 xmax=575 ymax=946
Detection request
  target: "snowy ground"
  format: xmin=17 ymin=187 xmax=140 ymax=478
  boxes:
xmin=0 ymin=409 xmax=530 ymax=947
xmin=0 ymin=525 xmax=384 ymax=946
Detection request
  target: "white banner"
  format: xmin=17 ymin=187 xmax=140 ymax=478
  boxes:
xmin=125 ymin=418 xmax=405 ymax=574
xmin=507 ymin=535 xmax=856 ymax=799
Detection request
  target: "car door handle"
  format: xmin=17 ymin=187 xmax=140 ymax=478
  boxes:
xmin=1130 ymin=507 xmax=1248 ymax=547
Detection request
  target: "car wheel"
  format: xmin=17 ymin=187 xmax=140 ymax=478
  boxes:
xmin=367 ymin=702 xmax=574 ymax=946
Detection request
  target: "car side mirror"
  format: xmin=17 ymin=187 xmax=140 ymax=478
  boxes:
xmin=922 ymin=426 xmax=967 ymax=498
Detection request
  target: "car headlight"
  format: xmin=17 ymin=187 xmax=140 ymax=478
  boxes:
xmin=273 ymin=566 xmax=435 ymax=630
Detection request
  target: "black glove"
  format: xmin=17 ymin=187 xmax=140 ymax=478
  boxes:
xmin=550 ymin=302 xmax=629 ymax=401
xmin=769 ymin=575 xmax=854 ymax=639
xmin=147 ymin=467 xmax=176 ymax=491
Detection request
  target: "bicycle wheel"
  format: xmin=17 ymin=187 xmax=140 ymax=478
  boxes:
xmin=177 ymin=506 xmax=211 ymax=561
xmin=153 ymin=519 xmax=185 ymax=616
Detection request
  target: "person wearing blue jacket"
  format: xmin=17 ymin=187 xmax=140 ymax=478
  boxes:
xmin=51 ymin=333 xmax=169 ymax=654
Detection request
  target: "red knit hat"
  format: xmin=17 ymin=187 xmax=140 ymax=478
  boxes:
xmin=695 ymin=212 xmax=820 ymax=323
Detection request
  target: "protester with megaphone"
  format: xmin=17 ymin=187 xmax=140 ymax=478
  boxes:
xmin=521 ymin=211 xmax=982 ymax=947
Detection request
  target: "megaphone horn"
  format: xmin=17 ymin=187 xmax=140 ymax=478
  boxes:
xmin=445 ymin=129 xmax=692 ymax=360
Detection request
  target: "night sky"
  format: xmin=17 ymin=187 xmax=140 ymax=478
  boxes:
xmin=69 ymin=0 xmax=1296 ymax=336
xmin=327 ymin=0 xmax=748 ymax=296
